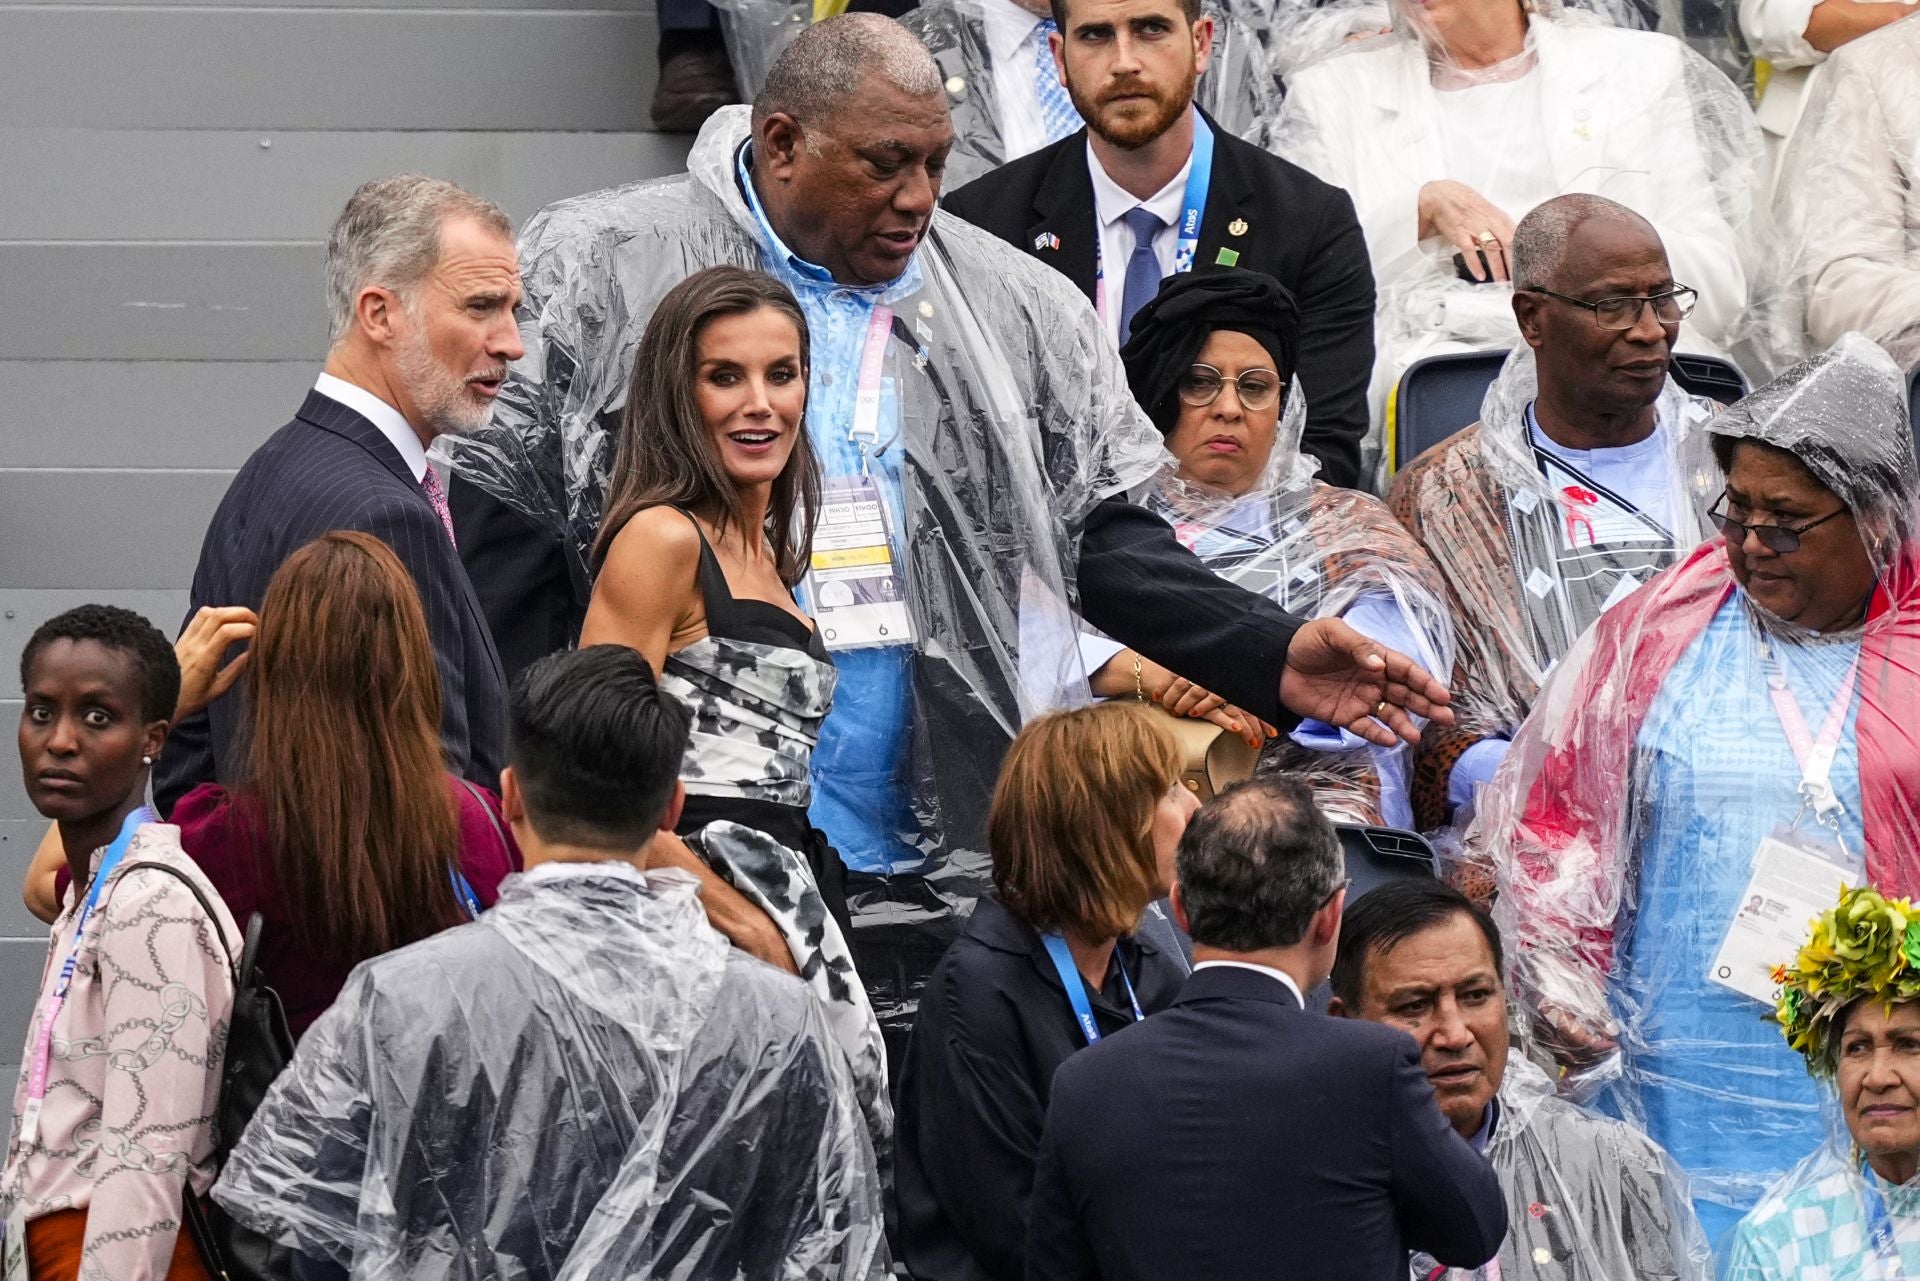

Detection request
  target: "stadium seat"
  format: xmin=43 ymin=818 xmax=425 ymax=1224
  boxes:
xmin=1338 ymin=824 xmax=1439 ymax=900
xmin=1668 ymin=353 xmax=1748 ymax=404
xmin=1390 ymin=350 xmax=1508 ymax=474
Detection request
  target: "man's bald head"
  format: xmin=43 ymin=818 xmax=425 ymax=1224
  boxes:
xmin=1510 ymin=194 xmax=1660 ymax=294
xmin=754 ymin=13 xmax=945 ymax=132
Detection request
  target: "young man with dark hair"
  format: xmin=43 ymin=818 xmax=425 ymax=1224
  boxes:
xmin=1329 ymin=879 xmax=1710 ymax=1281
xmin=213 ymin=645 xmax=885 ymax=1280
xmin=1023 ymin=777 xmax=1505 ymax=1280
xmin=942 ymin=0 xmax=1376 ymax=486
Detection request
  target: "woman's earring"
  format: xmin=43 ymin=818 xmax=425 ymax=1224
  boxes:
xmin=142 ymin=755 xmax=153 ymax=766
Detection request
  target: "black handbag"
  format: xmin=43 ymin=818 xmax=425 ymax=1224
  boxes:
xmin=120 ymin=861 xmax=296 ymax=1281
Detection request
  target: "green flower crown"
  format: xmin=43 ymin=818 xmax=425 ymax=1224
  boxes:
xmin=1773 ymin=884 xmax=1920 ymax=1074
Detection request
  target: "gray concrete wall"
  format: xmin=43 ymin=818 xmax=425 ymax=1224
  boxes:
xmin=0 ymin=0 xmax=696 ymax=1074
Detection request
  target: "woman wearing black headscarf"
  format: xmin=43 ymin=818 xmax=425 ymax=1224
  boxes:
xmin=1085 ymin=268 xmax=1457 ymax=830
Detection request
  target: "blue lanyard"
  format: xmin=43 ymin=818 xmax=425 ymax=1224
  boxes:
xmin=450 ymin=865 xmax=481 ymax=920
xmin=1862 ymin=1159 xmax=1908 ymax=1279
xmin=68 ymin=807 xmax=154 ymax=956
xmin=1093 ymin=110 xmax=1216 ymax=313
xmin=1042 ymin=932 xmax=1143 ymax=1046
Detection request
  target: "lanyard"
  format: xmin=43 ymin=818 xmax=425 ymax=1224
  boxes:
xmin=849 ymin=305 xmax=894 ymax=477
xmin=1093 ymin=112 xmax=1216 ymax=325
xmin=1861 ymin=1158 xmax=1908 ymax=1279
xmin=1042 ymin=932 xmax=1143 ymax=1046
xmin=17 ymin=806 xmax=153 ymax=1147
xmin=1759 ymin=636 xmax=1861 ymax=826
xmin=450 ymin=865 xmax=481 ymax=920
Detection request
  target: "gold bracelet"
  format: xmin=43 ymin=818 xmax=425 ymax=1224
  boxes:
xmin=1132 ymin=653 xmax=1146 ymax=703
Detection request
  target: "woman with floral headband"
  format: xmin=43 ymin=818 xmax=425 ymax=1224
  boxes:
xmin=1724 ymin=884 xmax=1920 ymax=1278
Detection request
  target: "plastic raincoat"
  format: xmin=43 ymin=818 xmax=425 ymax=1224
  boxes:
xmin=1471 ymin=334 xmax=1920 ymax=1246
xmin=1269 ymin=0 xmax=1763 ymax=473
xmin=211 ymin=862 xmax=885 ymax=1279
xmin=1726 ymin=1135 xmax=1920 ymax=1278
xmin=1385 ymin=347 xmax=1719 ymax=834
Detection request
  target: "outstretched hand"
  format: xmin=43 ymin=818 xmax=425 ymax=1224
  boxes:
xmin=1277 ymin=617 xmax=1454 ymax=748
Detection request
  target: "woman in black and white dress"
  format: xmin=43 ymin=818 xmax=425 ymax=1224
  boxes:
xmin=582 ymin=265 xmax=887 ymax=1140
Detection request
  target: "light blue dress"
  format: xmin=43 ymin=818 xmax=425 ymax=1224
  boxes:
xmin=1620 ymin=593 xmax=1864 ymax=1249
xmin=1725 ymin=1149 xmax=1920 ymax=1280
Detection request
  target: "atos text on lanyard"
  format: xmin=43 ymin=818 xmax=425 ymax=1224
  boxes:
xmin=1093 ymin=114 xmax=1216 ymax=326
xmin=1043 ymin=932 xmax=1143 ymax=1046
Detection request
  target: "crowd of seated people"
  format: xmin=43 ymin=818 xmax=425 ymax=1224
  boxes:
xmin=7 ymin=4 xmax=1920 ymax=1278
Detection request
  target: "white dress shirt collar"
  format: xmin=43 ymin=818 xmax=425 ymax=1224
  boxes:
xmin=1087 ymin=140 xmax=1193 ymax=236
xmin=981 ymin=0 xmax=1045 ymax=63
xmin=313 ymin=372 xmax=429 ymax=483
xmin=1192 ymin=959 xmax=1306 ymax=1007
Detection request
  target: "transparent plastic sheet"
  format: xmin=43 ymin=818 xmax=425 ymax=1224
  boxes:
xmin=1467 ymin=335 xmax=1920 ymax=1243
xmin=440 ymin=106 xmax=1168 ymax=1050
xmin=1384 ymin=347 xmax=1719 ymax=835
xmin=1142 ymin=386 xmax=1457 ymax=829
xmin=1268 ymin=0 xmax=1764 ymax=470
xmin=1420 ymin=1058 xmax=1712 ymax=1280
xmin=1724 ymin=1127 xmax=1920 ymax=1279
xmin=1735 ymin=16 xmax=1920 ymax=378
xmin=211 ymin=863 xmax=886 ymax=1279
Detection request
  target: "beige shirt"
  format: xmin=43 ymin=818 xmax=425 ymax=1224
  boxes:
xmin=0 ymin=823 xmax=238 ymax=1279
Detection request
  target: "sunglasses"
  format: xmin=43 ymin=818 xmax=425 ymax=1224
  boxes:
xmin=1709 ymin=490 xmax=1847 ymax=554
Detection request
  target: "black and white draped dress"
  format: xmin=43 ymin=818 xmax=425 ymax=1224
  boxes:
xmin=651 ymin=509 xmax=891 ymax=1146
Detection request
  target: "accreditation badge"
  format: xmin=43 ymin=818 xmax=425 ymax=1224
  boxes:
xmin=1707 ymin=826 xmax=1864 ymax=1006
xmin=3 ymin=1204 xmax=26 ymax=1281
xmin=807 ymin=475 xmax=915 ymax=651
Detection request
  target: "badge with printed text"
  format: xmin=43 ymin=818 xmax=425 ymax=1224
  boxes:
xmin=806 ymin=475 xmax=915 ymax=651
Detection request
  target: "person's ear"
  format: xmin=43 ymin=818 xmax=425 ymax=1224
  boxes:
xmin=141 ymin=719 xmax=169 ymax=769
xmin=758 ymin=112 xmax=805 ymax=183
xmin=1512 ymin=290 xmax=1549 ymax=351
xmin=1313 ymin=886 xmax=1346 ymax=949
xmin=1192 ymin=13 xmax=1216 ymax=74
xmin=354 ymin=284 xmax=404 ymax=347
xmin=1170 ymin=882 xmax=1191 ymax=933
xmin=659 ymin=779 xmax=686 ymax=833
xmin=500 ymin=767 xmax=526 ymax=829
xmin=1326 ymin=994 xmax=1349 ymax=1019
xmin=1050 ymin=27 xmax=1069 ymax=88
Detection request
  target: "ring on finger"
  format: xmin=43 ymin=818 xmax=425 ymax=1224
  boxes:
xmin=1476 ymin=230 xmax=1497 ymax=246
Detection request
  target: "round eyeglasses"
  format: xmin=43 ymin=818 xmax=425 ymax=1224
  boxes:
xmin=1176 ymin=364 xmax=1285 ymax=412
xmin=1521 ymin=285 xmax=1699 ymax=331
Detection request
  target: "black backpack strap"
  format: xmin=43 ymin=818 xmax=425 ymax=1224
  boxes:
xmin=119 ymin=860 xmax=239 ymax=986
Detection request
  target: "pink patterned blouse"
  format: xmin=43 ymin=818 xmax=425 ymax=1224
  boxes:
xmin=0 ymin=822 xmax=238 ymax=1279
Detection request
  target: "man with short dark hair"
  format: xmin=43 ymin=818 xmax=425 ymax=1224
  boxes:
xmin=1329 ymin=880 xmax=1710 ymax=1281
xmin=1387 ymin=192 xmax=1718 ymax=835
xmin=941 ymin=0 xmax=1375 ymax=485
xmin=213 ymin=645 xmax=885 ymax=1280
xmin=1024 ymin=777 xmax=1506 ymax=1280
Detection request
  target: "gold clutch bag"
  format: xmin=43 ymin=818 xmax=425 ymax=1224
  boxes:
xmin=1152 ymin=705 xmax=1260 ymax=801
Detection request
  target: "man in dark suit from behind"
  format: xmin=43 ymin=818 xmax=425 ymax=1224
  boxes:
xmin=940 ymin=0 xmax=1376 ymax=487
xmin=156 ymin=176 xmax=521 ymax=813
xmin=1024 ymin=776 xmax=1508 ymax=1280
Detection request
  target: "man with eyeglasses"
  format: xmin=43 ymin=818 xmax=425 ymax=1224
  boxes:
xmin=1388 ymin=193 xmax=1719 ymax=838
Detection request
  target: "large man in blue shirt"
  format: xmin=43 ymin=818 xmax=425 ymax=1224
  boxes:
xmin=447 ymin=13 xmax=1447 ymax=1038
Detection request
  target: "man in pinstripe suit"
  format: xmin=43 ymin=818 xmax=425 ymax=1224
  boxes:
xmin=155 ymin=176 xmax=519 ymax=815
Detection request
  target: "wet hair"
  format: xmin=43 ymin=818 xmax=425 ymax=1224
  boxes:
xmin=239 ymin=531 xmax=466 ymax=964
xmin=593 ymin=266 xmax=821 ymax=585
xmin=1511 ymin=193 xmax=1657 ymax=293
xmin=1329 ymin=879 xmax=1504 ymax=1008
xmin=1175 ymin=777 xmax=1344 ymax=950
xmin=753 ymin=13 xmax=943 ymax=131
xmin=508 ymin=645 xmax=692 ymax=850
xmin=20 ymin=604 xmax=179 ymax=725
xmin=990 ymin=703 xmax=1183 ymax=940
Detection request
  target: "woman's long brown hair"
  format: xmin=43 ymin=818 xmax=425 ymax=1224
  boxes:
xmin=238 ymin=530 xmax=465 ymax=962
xmin=592 ymin=265 xmax=821 ymax=582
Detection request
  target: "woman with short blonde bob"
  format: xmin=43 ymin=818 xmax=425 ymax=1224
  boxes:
xmin=895 ymin=702 xmax=1200 ymax=1281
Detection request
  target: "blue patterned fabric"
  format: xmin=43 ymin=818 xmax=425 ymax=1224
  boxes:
xmin=1032 ymin=19 xmax=1083 ymax=144
xmin=735 ymin=144 xmax=923 ymax=873
xmin=1726 ymin=1150 xmax=1920 ymax=1280
xmin=1615 ymin=593 xmax=1865 ymax=1247
xmin=1118 ymin=205 xmax=1166 ymax=344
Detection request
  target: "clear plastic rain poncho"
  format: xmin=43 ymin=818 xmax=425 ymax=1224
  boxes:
xmin=711 ymin=0 xmax=1277 ymax=183
xmin=1384 ymin=346 xmax=1718 ymax=835
xmin=1268 ymin=0 xmax=1764 ymax=469
xmin=212 ymin=862 xmax=886 ymax=1279
xmin=1724 ymin=1132 xmax=1920 ymax=1278
xmin=1735 ymin=16 xmax=1920 ymax=378
xmin=1416 ymin=1057 xmax=1712 ymax=1280
xmin=1467 ymin=334 xmax=1920 ymax=1246
xmin=441 ymin=106 xmax=1167 ymax=1039
xmin=1137 ymin=385 xmax=1456 ymax=829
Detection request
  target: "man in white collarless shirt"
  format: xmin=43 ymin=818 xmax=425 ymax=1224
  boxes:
xmin=1026 ymin=776 xmax=1507 ymax=1280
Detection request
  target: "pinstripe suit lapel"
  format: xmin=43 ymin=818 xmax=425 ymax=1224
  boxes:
xmin=295 ymin=389 xmax=419 ymax=489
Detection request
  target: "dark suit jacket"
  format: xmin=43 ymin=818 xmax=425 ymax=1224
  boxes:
xmin=942 ymin=109 xmax=1377 ymax=488
xmin=895 ymin=897 xmax=1190 ymax=1281
xmin=1025 ymin=965 xmax=1508 ymax=1281
xmin=156 ymin=390 xmax=508 ymax=814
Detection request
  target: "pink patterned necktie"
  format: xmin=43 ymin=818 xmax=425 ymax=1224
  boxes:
xmin=420 ymin=467 xmax=458 ymax=549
